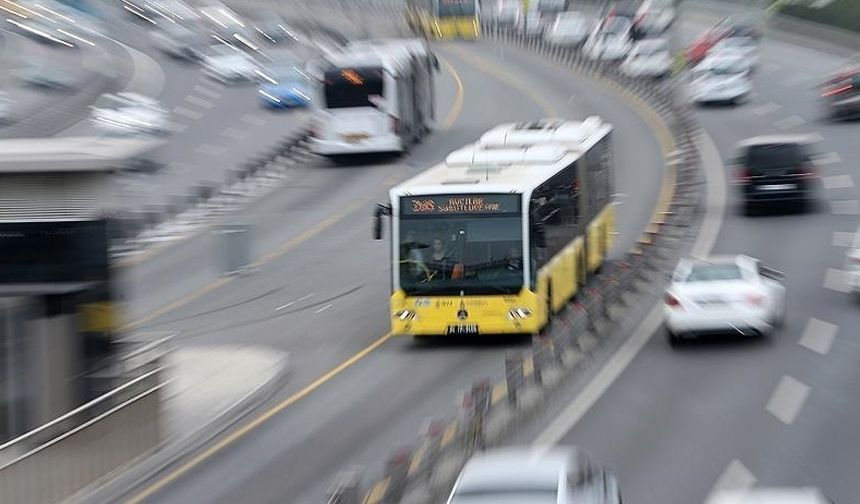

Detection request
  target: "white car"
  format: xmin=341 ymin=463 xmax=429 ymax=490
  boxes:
xmin=690 ymin=53 xmax=753 ymax=105
xmin=665 ymin=255 xmax=786 ymax=345
xmin=637 ymin=0 xmax=676 ymax=34
xmin=90 ymin=92 xmax=170 ymax=136
xmin=446 ymin=447 xmax=622 ymax=504
xmin=620 ymin=38 xmax=672 ymax=78
xmin=518 ymin=11 xmax=546 ymax=37
xmin=202 ymin=44 xmax=262 ymax=84
xmin=582 ymin=17 xmax=633 ymax=61
xmin=706 ymin=487 xmax=832 ymax=504
xmin=150 ymin=22 xmax=207 ymax=61
xmin=709 ymin=35 xmax=759 ymax=72
xmin=544 ymin=12 xmax=591 ymax=48
xmin=846 ymin=225 xmax=860 ymax=300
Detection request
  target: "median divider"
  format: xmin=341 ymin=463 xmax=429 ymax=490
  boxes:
xmin=325 ymin=22 xmax=705 ymax=504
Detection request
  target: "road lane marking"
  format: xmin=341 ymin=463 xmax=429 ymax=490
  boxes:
xmin=240 ymin=114 xmax=266 ymax=126
xmin=221 ymin=127 xmax=250 ymax=141
xmin=438 ymin=55 xmax=464 ymax=130
xmin=124 ymin=331 xmax=394 ymax=504
xmin=195 ymin=144 xmax=227 ymax=156
xmin=185 ymin=95 xmax=215 ymax=109
xmin=822 ymin=174 xmax=853 ymax=190
xmin=799 ymin=317 xmax=838 ymax=355
xmin=706 ymin=459 xmax=757 ymax=501
xmin=275 ymin=293 xmax=316 ymax=311
xmin=774 ymin=115 xmax=805 ymax=130
xmin=830 ymin=199 xmax=860 ymax=215
xmin=813 ymin=152 xmax=842 ymax=166
xmin=766 ymin=375 xmax=811 ymax=425
xmin=752 ymin=102 xmax=781 ymax=116
xmin=832 ymin=231 xmax=854 ymax=247
xmin=314 ymin=303 xmax=332 ymax=314
xmin=823 ymin=268 xmax=851 ymax=293
xmin=172 ymin=106 xmax=203 ymax=120
xmin=193 ymin=84 xmax=221 ymax=99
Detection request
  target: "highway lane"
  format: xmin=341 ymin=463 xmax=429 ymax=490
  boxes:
xmin=516 ymin=11 xmax=860 ymax=504
xmin=111 ymin=33 xmax=667 ymax=504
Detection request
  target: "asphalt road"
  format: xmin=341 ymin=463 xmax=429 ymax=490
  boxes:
xmin=513 ymin=9 xmax=860 ymax=504
xmin=108 ymin=23 xmax=667 ymax=504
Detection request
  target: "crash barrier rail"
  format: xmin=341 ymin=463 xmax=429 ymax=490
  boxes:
xmin=0 ymin=366 xmax=166 ymax=504
xmin=325 ymin=23 xmax=704 ymax=504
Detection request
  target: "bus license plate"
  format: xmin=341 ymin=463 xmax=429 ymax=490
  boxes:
xmin=447 ymin=324 xmax=478 ymax=335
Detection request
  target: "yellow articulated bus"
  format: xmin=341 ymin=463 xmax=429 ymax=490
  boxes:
xmin=373 ymin=117 xmax=616 ymax=337
xmin=406 ymin=0 xmax=481 ymax=40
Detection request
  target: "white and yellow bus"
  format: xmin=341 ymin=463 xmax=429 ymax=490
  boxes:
xmin=406 ymin=0 xmax=481 ymax=40
xmin=374 ymin=117 xmax=616 ymax=336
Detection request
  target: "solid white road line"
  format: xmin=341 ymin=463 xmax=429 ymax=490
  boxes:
xmin=832 ymin=231 xmax=855 ymax=247
xmin=813 ymin=152 xmax=842 ymax=166
xmin=195 ymin=144 xmax=227 ymax=156
xmin=532 ymin=132 xmax=727 ymax=450
xmin=240 ymin=114 xmax=267 ymax=127
xmin=821 ymin=174 xmax=854 ymax=190
xmin=193 ymin=85 xmax=221 ymax=99
xmin=314 ymin=303 xmax=333 ymax=314
xmin=752 ymin=102 xmax=782 ymax=116
xmin=173 ymin=106 xmax=203 ymax=120
xmin=706 ymin=459 xmax=757 ymax=502
xmin=774 ymin=115 xmax=806 ymax=130
xmin=765 ymin=375 xmax=811 ymax=425
xmin=185 ymin=95 xmax=215 ymax=109
xmin=275 ymin=293 xmax=316 ymax=311
xmin=799 ymin=317 xmax=838 ymax=355
xmin=221 ymin=127 xmax=251 ymax=141
xmin=823 ymin=268 xmax=851 ymax=293
xmin=830 ymin=199 xmax=860 ymax=215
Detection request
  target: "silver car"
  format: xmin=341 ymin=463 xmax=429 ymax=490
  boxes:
xmin=447 ymin=447 xmax=622 ymax=504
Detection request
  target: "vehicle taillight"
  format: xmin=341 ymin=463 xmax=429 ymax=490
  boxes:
xmin=746 ymin=292 xmax=765 ymax=307
xmin=821 ymin=81 xmax=852 ymax=98
xmin=665 ymin=293 xmax=682 ymax=308
xmin=794 ymin=165 xmax=817 ymax=179
xmin=735 ymin=167 xmax=751 ymax=184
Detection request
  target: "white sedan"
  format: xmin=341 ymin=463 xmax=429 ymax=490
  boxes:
xmin=665 ymin=255 xmax=786 ymax=345
xmin=90 ymin=92 xmax=170 ymax=136
xmin=202 ymin=44 xmax=262 ymax=84
xmin=690 ymin=53 xmax=753 ymax=105
xmin=582 ymin=17 xmax=633 ymax=61
xmin=620 ymin=38 xmax=673 ymax=78
xmin=709 ymin=35 xmax=759 ymax=72
xmin=544 ymin=12 xmax=590 ymax=48
xmin=846 ymin=224 xmax=860 ymax=300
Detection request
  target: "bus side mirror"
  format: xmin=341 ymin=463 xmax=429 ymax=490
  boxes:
xmin=373 ymin=204 xmax=391 ymax=240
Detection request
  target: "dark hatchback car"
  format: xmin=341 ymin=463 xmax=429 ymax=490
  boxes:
xmin=821 ymin=67 xmax=860 ymax=120
xmin=734 ymin=136 xmax=818 ymax=215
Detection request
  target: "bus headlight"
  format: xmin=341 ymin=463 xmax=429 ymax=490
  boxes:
xmin=508 ymin=308 xmax=533 ymax=320
xmin=394 ymin=309 xmax=417 ymax=322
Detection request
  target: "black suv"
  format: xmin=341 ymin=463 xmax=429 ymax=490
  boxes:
xmin=734 ymin=137 xmax=818 ymax=214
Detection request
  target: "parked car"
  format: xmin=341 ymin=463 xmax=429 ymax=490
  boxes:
xmin=665 ymin=255 xmax=787 ymax=346
xmin=709 ymin=35 xmax=759 ymax=72
xmin=733 ymin=135 xmax=820 ymax=214
xmin=90 ymin=92 xmax=171 ymax=136
xmin=686 ymin=19 xmax=734 ymax=66
xmin=820 ymin=65 xmax=860 ymax=120
xmin=690 ymin=53 xmax=753 ymax=105
xmin=544 ymin=12 xmax=590 ymax=48
xmin=494 ymin=0 xmax=522 ymax=26
xmin=518 ymin=10 xmax=547 ymax=37
xmin=447 ymin=447 xmax=623 ymax=504
xmin=620 ymin=38 xmax=672 ymax=78
xmin=582 ymin=16 xmax=633 ymax=61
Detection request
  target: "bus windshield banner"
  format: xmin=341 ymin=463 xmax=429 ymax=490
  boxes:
xmin=402 ymin=194 xmax=520 ymax=216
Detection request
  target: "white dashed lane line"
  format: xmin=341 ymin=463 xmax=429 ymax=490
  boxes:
xmin=823 ymin=268 xmax=851 ymax=293
xmin=241 ymin=114 xmax=267 ymax=127
xmin=766 ymin=375 xmax=811 ymax=425
xmin=774 ymin=115 xmax=806 ymax=130
xmin=275 ymin=293 xmax=316 ymax=311
xmin=314 ymin=303 xmax=333 ymax=314
xmin=706 ymin=459 xmax=757 ymax=502
xmin=195 ymin=144 xmax=227 ymax=156
xmin=193 ymin=84 xmax=222 ymax=99
xmin=185 ymin=95 xmax=215 ymax=109
xmin=830 ymin=200 xmax=860 ymax=215
xmin=221 ymin=127 xmax=251 ymax=141
xmin=832 ymin=231 xmax=855 ymax=247
xmin=799 ymin=318 xmax=838 ymax=355
xmin=813 ymin=152 xmax=842 ymax=166
xmin=173 ymin=106 xmax=204 ymax=120
xmin=821 ymin=174 xmax=854 ymax=190
xmin=752 ymin=102 xmax=782 ymax=116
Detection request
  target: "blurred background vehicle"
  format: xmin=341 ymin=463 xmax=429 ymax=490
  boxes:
xmin=665 ymin=255 xmax=787 ymax=346
xmin=820 ymin=64 xmax=860 ymax=121
xmin=149 ymin=21 xmax=209 ymax=61
xmin=709 ymin=35 xmax=759 ymax=72
xmin=733 ymin=135 xmax=819 ymax=215
xmin=258 ymin=62 xmax=312 ymax=109
xmin=686 ymin=18 xmax=733 ymax=66
xmin=202 ymin=43 xmax=262 ymax=83
xmin=518 ymin=10 xmax=546 ymax=38
xmin=246 ymin=11 xmax=300 ymax=45
xmin=90 ymin=92 xmax=171 ymax=136
xmin=636 ymin=0 xmax=676 ymax=35
xmin=406 ymin=0 xmax=480 ymax=40
xmin=543 ymin=11 xmax=590 ymax=48
xmin=446 ymin=447 xmax=622 ymax=504
xmin=705 ymin=487 xmax=833 ymax=504
xmin=14 ymin=62 xmax=79 ymax=91
xmin=690 ymin=52 xmax=753 ymax=106
xmin=620 ymin=38 xmax=672 ymax=78
xmin=582 ymin=15 xmax=633 ymax=61
xmin=492 ymin=0 xmax=521 ymax=27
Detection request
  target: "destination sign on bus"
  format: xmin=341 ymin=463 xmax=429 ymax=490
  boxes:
xmin=402 ymin=194 xmax=520 ymax=215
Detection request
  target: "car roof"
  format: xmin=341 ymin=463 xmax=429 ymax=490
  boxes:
xmin=706 ymin=487 xmax=829 ymax=504
xmin=736 ymin=135 xmax=816 ymax=149
xmin=455 ymin=447 xmax=573 ymax=493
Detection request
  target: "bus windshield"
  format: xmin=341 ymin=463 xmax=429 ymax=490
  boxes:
xmin=436 ymin=0 xmax=476 ymax=17
xmin=323 ymin=66 xmax=384 ymax=109
xmin=398 ymin=195 xmax=524 ymax=295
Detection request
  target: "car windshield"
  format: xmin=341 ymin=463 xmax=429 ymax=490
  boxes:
xmin=685 ymin=263 xmax=743 ymax=282
xmin=744 ymin=143 xmax=806 ymax=171
xmin=398 ymin=195 xmax=524 ymax=295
